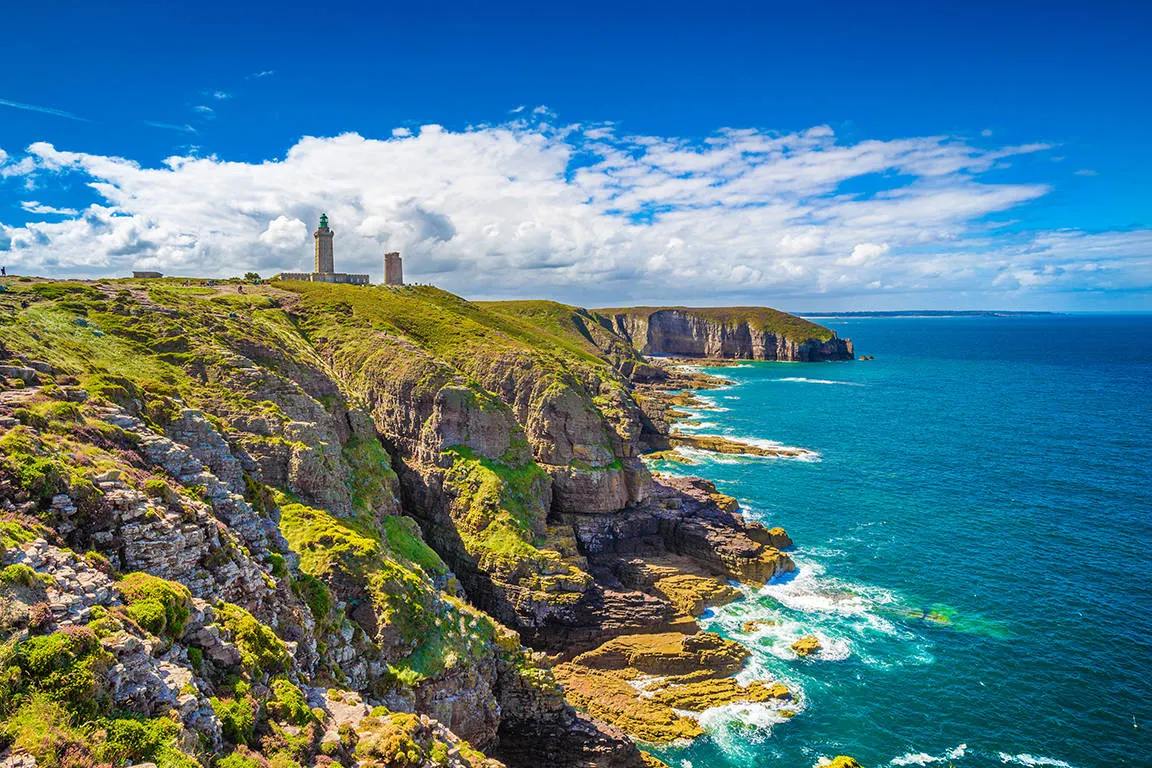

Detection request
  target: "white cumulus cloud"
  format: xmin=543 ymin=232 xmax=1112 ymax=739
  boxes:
xmin=258 ymin=216 xmax=307 ymax=250
xmin=0 ymin=119 xmax=1148 ymax=307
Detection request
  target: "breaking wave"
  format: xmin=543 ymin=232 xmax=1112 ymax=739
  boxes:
xmin=998 ymin=754 xmax=1075 ymax=768
xmin=773 ymin=377 xmax=864 ymax=386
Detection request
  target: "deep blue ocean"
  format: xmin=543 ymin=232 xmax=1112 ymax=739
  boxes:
xmin=646 ymin=314 xmax=1152 ymax=768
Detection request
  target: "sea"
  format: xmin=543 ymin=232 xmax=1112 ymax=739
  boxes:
xmin=644 ymin=314 xmax=1152 ymax=768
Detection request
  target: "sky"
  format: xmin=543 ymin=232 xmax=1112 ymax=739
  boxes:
xmin=0 ymin=0 xmax=1149 ymax=311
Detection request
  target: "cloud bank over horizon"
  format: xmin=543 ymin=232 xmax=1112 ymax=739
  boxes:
xmin=1 ymin=118 xmax=1149 ymax=309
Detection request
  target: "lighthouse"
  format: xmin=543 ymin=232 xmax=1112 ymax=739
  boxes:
xmin=314 ymin=213 xmax=335 ymax=274
xmin=272 ymin=213 xmax=369 ymax=285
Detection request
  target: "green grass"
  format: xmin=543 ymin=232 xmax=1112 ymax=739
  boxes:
xmin=342 ymin=433 xmax=399 ymax=514
xmin=381 ymin=516 xmax=448 ymax=577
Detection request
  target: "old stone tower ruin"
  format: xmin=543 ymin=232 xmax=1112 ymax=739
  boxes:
xmin=384 ymin=251 xmax=403 ymax=286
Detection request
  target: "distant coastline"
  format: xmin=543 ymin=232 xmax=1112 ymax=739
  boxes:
xmin=799 ymin=310 xmax=1062 ymax=319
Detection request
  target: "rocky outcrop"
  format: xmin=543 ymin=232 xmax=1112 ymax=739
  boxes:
xmin=0 ymin=279 xmax=836 ymax=768
xmin=604 ymin=307 xmax=854 ymax=361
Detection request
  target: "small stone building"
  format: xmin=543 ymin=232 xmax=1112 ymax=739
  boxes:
xmin=132 ymin=271 xmax=164 ymax=279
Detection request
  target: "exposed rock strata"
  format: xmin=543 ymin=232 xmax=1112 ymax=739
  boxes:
xmin=0 ymin=280 xmax=846 ymax=767
xmin=603 ymin=307 xmax=854 ymax=361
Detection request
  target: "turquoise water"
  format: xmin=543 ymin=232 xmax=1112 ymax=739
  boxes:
xmin=646 ymin=315 xmax=1152 ymax=768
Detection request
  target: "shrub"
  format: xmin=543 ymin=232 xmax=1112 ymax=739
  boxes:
xmin=266 ymin=678 xmax=314 ymax=727
xmin=217 ymin=747 xmax=265 ymax=768
xmin=83 ymin=550 xmax=118 ymax=577
xmin=214 ymin=602 xmax=291 ymax=677
xmin=12 ymin=456 xmax=67 ymax=503
xmin=118 ymin=573 xmax=191 ymax=638
xmin=94 ymin=714 xmax=198 ymax=768
xmin=268 ymin=552 xmax=287 ymax=578
xmin=143 ymin=477 xmax=171 ymax=498
xmin=15 ymin=627 xmax=108 ymax=716
xmin=1 ymin=694 xmax=95 ymax=767
xmin=210 ymin=695 xmax=257 ymax=745
xmin=0 ymin=563 xmax=40 ymax=587
xmin=28 ymin=601 xmax=54 ymax=632
xmin=292 ymin=572 xmax=332 ymax=625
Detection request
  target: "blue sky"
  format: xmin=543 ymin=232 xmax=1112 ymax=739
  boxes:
xmin=1 ymin=0 xmax=1149 ymax=309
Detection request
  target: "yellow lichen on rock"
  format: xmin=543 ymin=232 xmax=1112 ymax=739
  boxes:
xmin=652 ymin=572 xmax=741 ymax=619
xmin=668 ymin=432 xmax=817 ymax=459
xmin=641 ymin=752 xmax=674 ymax=768
xmin=553 ymin=663 xmax=705 ymax=743
xmin=791 ymin=635 xmax=822 ymax=656
xmin=646 ymin=677 xmax=790 ymax=712
xmin=556 ymin=630 xmax=793 ymax=743
xmin=573 ymin=631 xmax=749 ymax=677
xmin=742 ymin=619 xmax=777 ymax=633
xmin=827 ymin=757 xmax=863 ymax=768
xmin=708 ymin=490 xmax=739 ymax=513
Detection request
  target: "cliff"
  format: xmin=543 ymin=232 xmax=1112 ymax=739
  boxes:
xmin=0 ymin=279 xmax=834 ymax=768
xmin=598 ymin=306 xmax=854 ymax=361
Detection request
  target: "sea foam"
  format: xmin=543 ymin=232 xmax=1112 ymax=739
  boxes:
xmin=998 ymin=754 xmax=1075 ymax=768
xmin=774 ymin=377 xmax=864 ymax=386
xmin=889 ymin=745 xmax=967 ymax=765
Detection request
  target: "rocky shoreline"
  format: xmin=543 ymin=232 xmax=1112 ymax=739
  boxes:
xmin=0 ymin=279 xmax=858 ymax=768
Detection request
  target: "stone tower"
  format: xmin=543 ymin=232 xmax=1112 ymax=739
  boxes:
xmin=384 ymin=251 xmax=403 ymax=286
xmin=314 ymin=213 xmax=334 ymax=274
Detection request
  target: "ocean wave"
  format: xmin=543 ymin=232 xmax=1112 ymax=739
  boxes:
xmin=673 ymin=421 xmax=718 ymax=431
xmin=773 ymin=377 xmax=864 ymax=386
xmin=725 ymin=436 xmax=824 ymax=462
xmin=685 ymin=695 xmax=804 ymax=752
xmin=890 ymin=745 xmax=967 ymax=765
xmin=891 ymin=752 xmax=941 ymax=766
xmin=998 ymin=754 xmax=1075 ymax=768
xmin=688 ymin=393 xmax=731 ymax=412
xmin=669 ymin=442 xmax=822 ymax=464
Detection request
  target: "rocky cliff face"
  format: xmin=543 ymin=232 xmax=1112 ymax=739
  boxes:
xmin=0 ymin=281 xmax=839 ymax=768
xmin=604 ymin=307 xmax=854 ymax=361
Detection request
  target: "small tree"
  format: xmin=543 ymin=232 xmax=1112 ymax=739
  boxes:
xmin=243 ymin=272 xmax=261 ymax=281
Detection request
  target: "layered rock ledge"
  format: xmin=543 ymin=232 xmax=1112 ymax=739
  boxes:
xmin=0 ymin=278 xmax=847 ymax=768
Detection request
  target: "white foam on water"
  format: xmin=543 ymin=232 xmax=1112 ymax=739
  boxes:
xmin=692 ymin=699 xmax=791 ymax=730
xmin=674 ymin=421 xmax=718 ymax=431
xmin=755 ymin=560 xmax=874 ymax=617
xmin=998 ymin=754 xmax=1075 ymax=768
xmin=720 ymin=435 xmax=824 ymax=462
xmin=888 ymin=744 xmax=967 ymax=766
xmin=723 ymin=395 xmax=740 ymax=400
xmin=812 ymin=634 xmax=851 ymax=661
xmin=688 ymin=393 xmax=731 ymax=412
xmin=803 ymin=545 xmax=849 ymax=558
xmin=666 ymin=440 xmax=821 ymax=464
xmin=891 ymin=752 xmax=942 ymax=765
xmin=773 ymin=377 xmax=864 ymax=386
